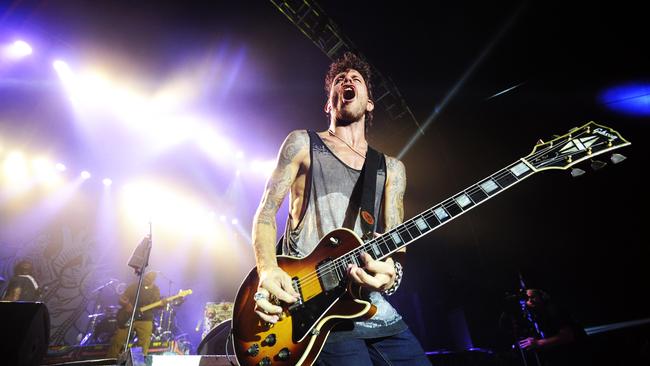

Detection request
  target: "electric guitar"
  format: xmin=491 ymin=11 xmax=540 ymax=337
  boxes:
xmin=117 ymin=288 xmax=192 ymax=326
xmin=232 ymin=121 xmax=630 ymax=366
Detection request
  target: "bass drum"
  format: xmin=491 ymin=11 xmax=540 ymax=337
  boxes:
xmin=93 ymin=315 xmax=118 ymax=344
xmin=196 ymin=319 xmax=234 ymax=355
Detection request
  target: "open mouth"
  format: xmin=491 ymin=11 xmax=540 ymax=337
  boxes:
xmin=342 ymin=86 xmax=356 ymax=101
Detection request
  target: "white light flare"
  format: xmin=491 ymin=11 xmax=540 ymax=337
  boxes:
xmin=7 ymin=40 xmax=33 ymax=58
xmin=3 ymin=151 xmax=28 ymax=182
xmin=249 ymin=159 xmax=276 ymax=178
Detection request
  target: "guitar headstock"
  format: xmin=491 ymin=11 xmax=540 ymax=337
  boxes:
xmin=177 ymin=289 xmax=193 ymax=297
xmin=524 ymin=121 xmax=631 ymax=174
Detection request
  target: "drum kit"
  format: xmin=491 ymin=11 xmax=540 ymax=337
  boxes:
xmin=78 ymin=279 xmax=122 ymax=346
xmin=78 ymin=278 xmax=190 ymax=346
xmin=78 ymin=277 xmax=234 ymax=355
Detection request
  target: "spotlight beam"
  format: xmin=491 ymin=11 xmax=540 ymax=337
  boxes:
xmin=397 ymin=2 xmax=526 ymax=159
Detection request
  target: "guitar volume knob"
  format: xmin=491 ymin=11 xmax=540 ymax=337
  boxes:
xmin=258 ymin=356 xmax=272 ymax=366
xmin=278 ymin=347 xmax=291 ymax=361
xmin=246 ymin=343 xmax=259 ymax=356
xmin=263 ymin=333 xmax=276 ymax=347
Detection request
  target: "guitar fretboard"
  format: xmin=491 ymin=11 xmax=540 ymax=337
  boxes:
xmin=333 ymin=159 xmax=535 ymax=276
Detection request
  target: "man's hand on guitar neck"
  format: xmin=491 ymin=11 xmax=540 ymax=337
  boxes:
xmin=348 ymin=252 xmax=397 ymax=292
xmin=255 ymin=266 xmax=300 ymax=324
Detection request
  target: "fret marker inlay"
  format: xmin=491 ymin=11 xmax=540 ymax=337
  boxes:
xmin=415 ymin=218 xmax=429 ymax=231
xmin=455 ymin=194 xmax=472 ymax=208
xmin=480 ymin=179 xmax=499 ymax=193
xmin=510 ymin=162 xmax=530 ymax=177
xmin=434 ymin=207 xmax=449 ymax=220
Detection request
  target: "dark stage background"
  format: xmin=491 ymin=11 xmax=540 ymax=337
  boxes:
xmin=0 ymin=0 xmax=647 ymax=356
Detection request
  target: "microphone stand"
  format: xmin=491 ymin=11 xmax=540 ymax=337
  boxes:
xmin=120 ymin=223 xmax=153 ymax=363
xmin=516 ymin=272 xmax=542 ymax=366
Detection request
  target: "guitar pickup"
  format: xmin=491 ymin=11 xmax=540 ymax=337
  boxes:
xmin=316 ymin=258 xmax=341 ymax=292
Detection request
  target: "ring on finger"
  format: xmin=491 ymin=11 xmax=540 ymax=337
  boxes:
xmin=253 ymin=291 xmax=268 ymax=302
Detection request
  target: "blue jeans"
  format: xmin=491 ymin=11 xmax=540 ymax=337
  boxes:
xmin=316 ymin=329 xmax=431 ymax=366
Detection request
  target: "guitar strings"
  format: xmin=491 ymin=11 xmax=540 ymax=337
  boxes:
xmin=294 ymin=165 xmax=519 ymax=290
xmin=293 ymin=140 xmax=569 ymax=290
xmin=293 ymin=134 xmax=601 ymax=291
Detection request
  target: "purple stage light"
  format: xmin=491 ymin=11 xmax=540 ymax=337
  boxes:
xmin=7 ymin=40 xmax=32 ymax=58
xmin=102 ymin=178 xmax=112 ymax=186
xmin=53 ymin=60 xmax=72 ymax=80
xmin=600 ymin=82 xmax=650 ymax=117
xmin=80 ymin=170 xmax=91 ymax=179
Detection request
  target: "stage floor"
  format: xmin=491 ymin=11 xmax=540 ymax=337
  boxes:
xmin=42 ymin=341 xmax=237 ymax=366
xmin=42 ymin=354 xmax=238 ymax=366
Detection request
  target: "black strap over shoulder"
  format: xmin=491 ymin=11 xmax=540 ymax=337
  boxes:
xmin=359 ymin=146 xmax=385 ymax=241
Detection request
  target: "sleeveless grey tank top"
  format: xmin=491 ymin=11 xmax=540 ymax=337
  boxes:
xmin=283 ymin=130 xmax=406 ymax=340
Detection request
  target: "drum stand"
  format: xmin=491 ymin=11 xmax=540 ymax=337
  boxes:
xmin=154 ymin=301 xmax=176 ymax=341
xmin=79 ymin=303 xmax=103 ymax=346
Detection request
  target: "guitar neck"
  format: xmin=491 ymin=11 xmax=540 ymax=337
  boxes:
xmin=140 ymin=301 xmax=164 ymax=313
xmin=139 ymin=294 xmax=180 ymax=312
xmin=356 ymin=158 xmax=536 ymax=262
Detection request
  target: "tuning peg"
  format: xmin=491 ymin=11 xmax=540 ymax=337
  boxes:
xmin=571 ymin=168 xmax=586 ymax=177
xmin=590 ymin=160 xmax=607 ymax=171
xmin=610 ymin=153 xmax=626 ymax=164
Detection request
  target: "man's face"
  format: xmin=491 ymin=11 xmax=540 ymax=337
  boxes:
xmin=526 ymin=290 xmax=543 ymax=309
xmin=326 ymin=69 xmax=374 ymax=123
xmin=17 ymin=261 xmax=33 ymax=275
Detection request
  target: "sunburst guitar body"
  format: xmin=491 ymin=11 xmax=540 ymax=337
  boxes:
xmin=232 ymin=228 xmax=374 ymax=366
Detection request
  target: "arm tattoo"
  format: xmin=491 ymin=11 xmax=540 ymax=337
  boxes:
xmin=384 ymin=156 xmax=406 ymax=231
xmin=255 ymin=130 xmax=308 ymax=227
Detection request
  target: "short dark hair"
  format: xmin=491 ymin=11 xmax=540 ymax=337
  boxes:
xmin=324 ymin=52 xmax=374 ymax=127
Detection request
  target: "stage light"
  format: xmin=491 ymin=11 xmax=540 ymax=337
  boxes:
xmin=80 ymin=170 xmax=91 ymax=179
xmin=3 ymin=151 xmax=28 ymax=181
xmin=231 ymin=218 xmax=239 ymax=225
xmin=7 ymin=40 xmax=32 ymax=58
xmin=250 ymin=159 xmax=276 ymax=178
xmin=53 ymin=60 xmax=70 ymax=74
xmin=53 ymin=60 xmax=74 ymax=86
xmin=55 ymin=163 xmax=66 ymax=172
xmin=119 ymin=179 xmax=225 ymax=243
xmin=32 ymin=157 xmax=57 ymax=183
xmin=102 ymin=178 xmax=112 ymax=186
xmin=600 ymin=82 xmax=650 ymax=117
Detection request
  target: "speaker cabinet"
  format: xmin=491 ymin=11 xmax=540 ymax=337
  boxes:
xmin=0 ymin=301 xmax=50 ymax=366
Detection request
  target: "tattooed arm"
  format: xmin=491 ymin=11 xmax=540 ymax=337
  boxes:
xmin=252 ymin=130 xmax=307 ymax=323
xmin=384 ymin=156 xmax=407 ymax=263
xmin=349 ymin=156 xmax=406 ymax=292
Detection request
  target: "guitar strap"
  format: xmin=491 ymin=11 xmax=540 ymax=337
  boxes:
xmin=359 ymin=146 xmax=385 ymax=242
